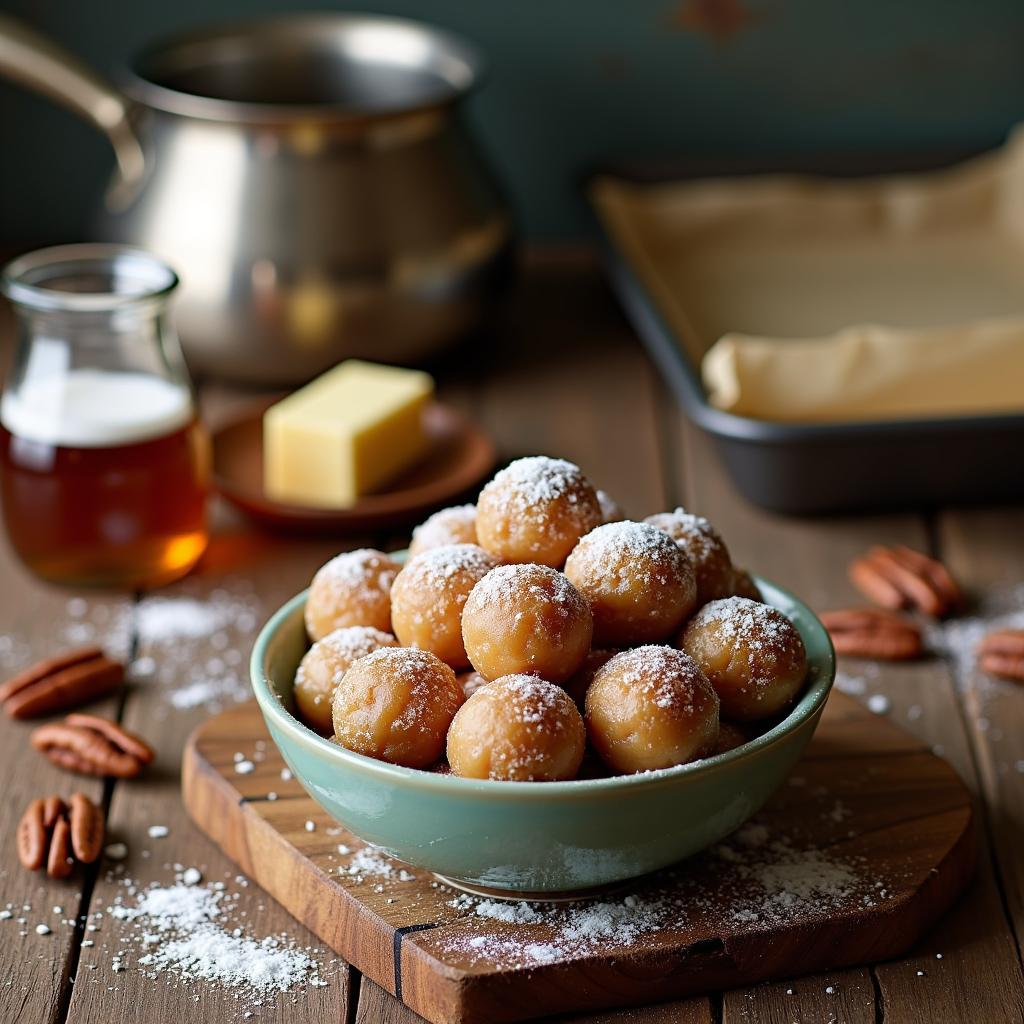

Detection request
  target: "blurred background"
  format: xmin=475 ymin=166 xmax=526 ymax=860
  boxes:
xmin=5 ymin=0 xmax=1024 ymax=244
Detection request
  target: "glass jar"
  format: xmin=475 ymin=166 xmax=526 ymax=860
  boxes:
xmin=0 ymin=244 xmax=210 ymax=589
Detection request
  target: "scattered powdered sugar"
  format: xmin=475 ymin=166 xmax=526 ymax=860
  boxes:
xmin=338 ymin=844 xmax=417 ymax=884
xmin=599 ymin=646 xmax=714 ymax=713
xmin=129 ymin=581 xmax=262 ymax=712
xmin=435 ymin=811 xmax=881 ymax=970
xmin=136 ymin=597 xmax=246 ymax=642
xmin=867 ymin=694 xmax=891 ymax=715
xmin=444 ymin=890 xmax=672 ymax=966
xmin=104 ymin=875 xmax=328 ymax=1011
xmin=927 ymin=582 xmax=1024 ymax=687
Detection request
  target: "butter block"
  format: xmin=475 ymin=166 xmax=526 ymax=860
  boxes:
xmin=264 ymin=360 xmax=434 ymax=508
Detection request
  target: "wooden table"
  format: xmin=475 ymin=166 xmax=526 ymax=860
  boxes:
xmin=1 ymin=252 xmax=1023 ymax=1023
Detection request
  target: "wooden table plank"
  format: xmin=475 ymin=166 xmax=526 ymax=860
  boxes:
xmin=667 ymin=408 xmax=1024 ymax=1023
xmin=472 ymin=252 xmax=668 ymax=520
xmin=937 ymin=508 xmax=1024 ymax=955
xmin=61 ymin=465 xmax=358 ymax=1022
xmin=356 ymin=977 xmax=715 ymax=1024
xmin=0 ymin=526 xmax=131 ymax=1024
xmin=345 ymin=255 xmax=704 ymax=1023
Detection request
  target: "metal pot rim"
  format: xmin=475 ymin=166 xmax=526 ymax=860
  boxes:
xmin=123 ymin=12 xmax=485 ymax=125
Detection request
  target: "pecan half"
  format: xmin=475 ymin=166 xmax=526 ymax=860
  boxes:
xmin=820 ymin=607 xmax=923 ymax=661
xmin=17 ymin=793 xmax=103 ymax=878
xmin=32 ymin=715 xmax=154 ymax=778
xmin=0 ymin=649 xmax=124 ymax=719
xmin=17 ymin=798 xmax=48 ymax=871
xmin=849 ymin=545 xmax=962 ymax=618
xmin=977 ymin=629 xmax=1024 ymax=683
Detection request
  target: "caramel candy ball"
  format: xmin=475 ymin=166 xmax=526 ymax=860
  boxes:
xmin=447 ymin=675 xmax=586 ymax=781
xmin=729 ymin=568 xmax=762 ymax=602
xmin=305 ymin=549 xmax=400 ymax=641
xmin=462 ymin=563 xmax=593 ymax=683
xmin=476 ymin=456 xmax=602 ymax=568
xmin=331 ymin=648 xmax=464 ymax=768
xmin=458 ymin=670 xmax=489 ymax=700
xmin=409 ymin=505 xmax=478 ymax=557
xmin=644 ymin=509 xmax=734 ymax=607
xmin=596 ymin=489 xmax=626 ymax=524
xmin=713 ymin=721 xmax=749 ymax=755
xmin=390 ymin=544 xmax=498 ymax=670
xmin=564 ymin=522 xmax=697 ymax=646
xmin=680 ymin=598 xmax=808 ymax=721
xmin=585 ymin=646 xmax=719 ymax=774
xmin=295 ymin=626 xmax=398 ymax=734
xmin=562 ymin=648 xmax=618 ymax=708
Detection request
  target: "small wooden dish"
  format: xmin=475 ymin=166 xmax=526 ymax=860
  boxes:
xmin=212 ymin=401 xmax=496 ymax=534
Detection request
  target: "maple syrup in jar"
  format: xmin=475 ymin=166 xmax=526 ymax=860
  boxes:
xmin=0 ymin=245 xmax=209 ymax=589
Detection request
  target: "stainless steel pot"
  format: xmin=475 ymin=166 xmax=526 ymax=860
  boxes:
xmin=0 ymin=14 xmax=513 ymax=384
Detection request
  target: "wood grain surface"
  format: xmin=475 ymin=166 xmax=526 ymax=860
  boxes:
xmin=182 ymin=691 xmax=975 ymax=1024
xmin=0 ymin=252 xmax=1022 ymax=1023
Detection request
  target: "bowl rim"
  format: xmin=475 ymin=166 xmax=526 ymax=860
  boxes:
xmin=250 ymin=569 xmax=836 ymax=799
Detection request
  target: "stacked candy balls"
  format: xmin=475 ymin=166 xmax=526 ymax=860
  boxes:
xmin=295 ymin=457 xmax=808 ymax=781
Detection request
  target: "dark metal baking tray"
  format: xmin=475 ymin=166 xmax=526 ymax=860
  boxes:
xmin=588 ymin=159 xmax=1024 ymax=516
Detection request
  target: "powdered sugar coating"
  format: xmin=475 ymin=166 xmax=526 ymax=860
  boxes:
xmin=462 ymin=564 xmax=593 ymax=683
xmin=476 ymin=456 xmax=602 ymax=567
xmin=332 ymin=647 xmax=463 ymax=768
xmin=304 ymin=549 xmax=399 ymax=640
xmin=680 ymin=597 xmax=807 ymax=721
xmin=294 ymin=625 xmax=398 ymax=732
xmin=564 ymin=522 xmax=697 ymax=646
xmin=391 ymin=544 xmax=498 ymax=669
xmin=409 ymin=505 xmax=478 ymax=557
xmin=585 ymin=646 xmax=719 ymax=773
xmin=645 ymin=508 xmax=734 ymax=605
xmin=447 ymin=674 xmax=586 ymax=781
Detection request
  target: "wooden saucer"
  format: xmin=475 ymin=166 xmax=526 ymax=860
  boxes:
xmin=212 ymin=401 xmax=496 ymax=534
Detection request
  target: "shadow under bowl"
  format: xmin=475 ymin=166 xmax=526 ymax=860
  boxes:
xmin=250 ymin=575 xmax=835 ymax=894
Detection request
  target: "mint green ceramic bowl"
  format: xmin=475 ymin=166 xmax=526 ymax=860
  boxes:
xmin=250 ymin=573 xmax=834 ymax=895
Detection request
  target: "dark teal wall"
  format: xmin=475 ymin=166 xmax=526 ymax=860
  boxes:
xmin=3 ymin=1 xmax=1024 ymax=241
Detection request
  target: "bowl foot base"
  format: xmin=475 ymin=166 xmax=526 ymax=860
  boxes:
xmin=432 ymin=872 xmax=630 ymax=904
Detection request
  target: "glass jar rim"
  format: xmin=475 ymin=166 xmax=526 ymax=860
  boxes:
xmin=0 ymin=244 xmax=179 ymax=313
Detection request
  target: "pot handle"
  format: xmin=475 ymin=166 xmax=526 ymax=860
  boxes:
xmin=0 ymin=15 xmax=145 ymax=197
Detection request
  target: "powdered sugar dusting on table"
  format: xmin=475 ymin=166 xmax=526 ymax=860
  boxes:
xmin=51 ymin=581 xmax=263 ymax=713
xmin=99 ymin=869 xmax=332 ymax=1015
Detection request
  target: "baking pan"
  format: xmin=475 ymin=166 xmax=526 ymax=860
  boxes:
xmin=588 ymin=149 xmax=1024 ymax=515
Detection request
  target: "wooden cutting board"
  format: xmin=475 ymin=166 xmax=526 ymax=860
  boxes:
xmin=182 ymin=692 xmax=975 ymax=1024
